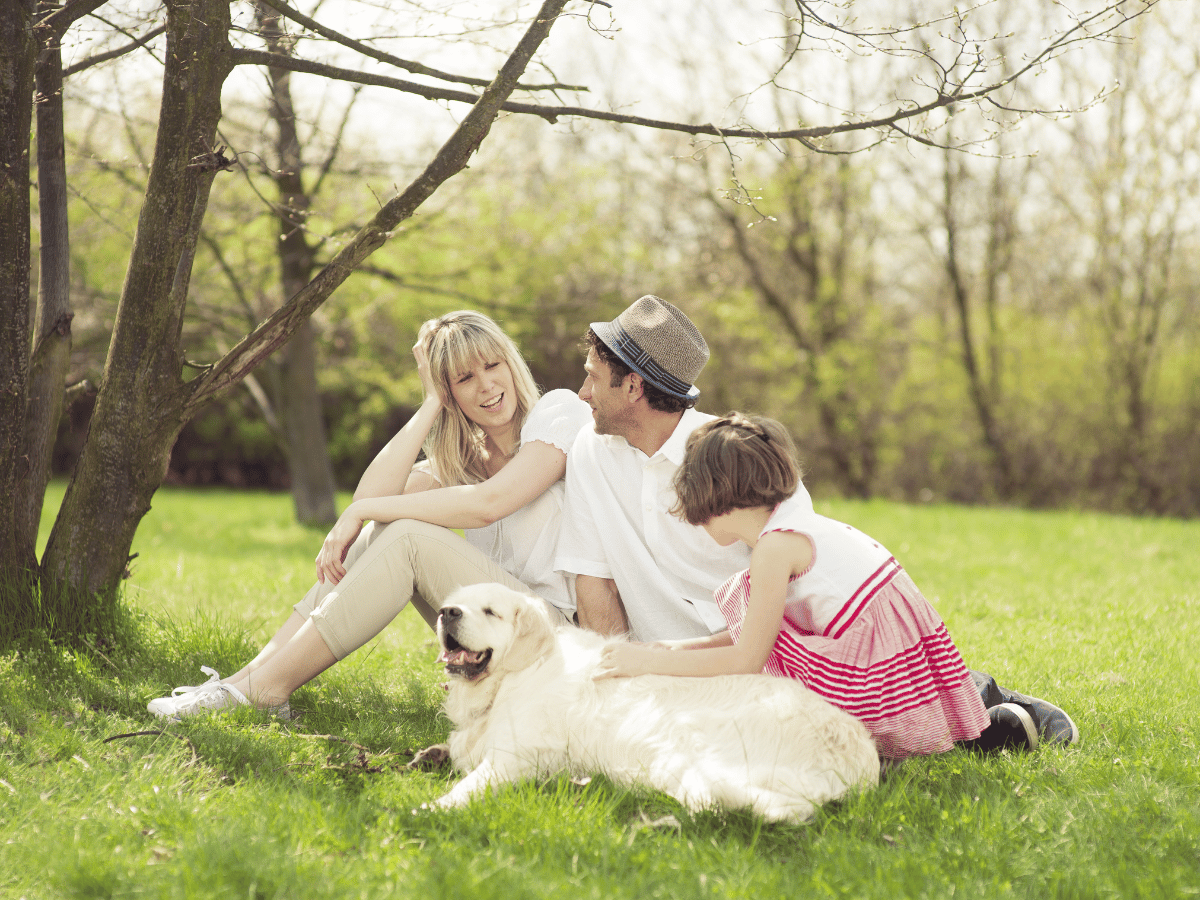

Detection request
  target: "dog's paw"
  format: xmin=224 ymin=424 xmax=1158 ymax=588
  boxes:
xmin=408 ymin=743 xmax=452 ymax=770
xmin=411 ymin=792 xmax=465 ymax=814
xmin=432 ymin=790 xmax=467 ymax=809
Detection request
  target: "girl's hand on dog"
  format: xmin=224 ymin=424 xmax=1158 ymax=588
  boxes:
xmin=593 ymin=643 xmax=658 ymax=680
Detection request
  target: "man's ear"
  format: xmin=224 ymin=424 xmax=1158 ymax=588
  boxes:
xmin=625 ymin=372 xmax=645 ymax=404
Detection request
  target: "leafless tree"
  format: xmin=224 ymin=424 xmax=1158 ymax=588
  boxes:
xmin=708 ymin=146 xmax=890 ymax=498
xmin=1058 ymin=12 xmax=1199 ymax=511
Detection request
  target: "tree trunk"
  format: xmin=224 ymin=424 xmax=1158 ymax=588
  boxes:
xmin=941 ymin=146 xmax=1014 ymax=497
xmin=19 ymin=27 xmax=74 ymax=558
xmin=40 ymin=0 xmax=234 ymax=597
xmin=0 ymin=0 xmax=38 ymax=578
xmin=715 ymin=166 xmax=878 ymax=500
xmin=260 ymin=3 xmax=337 ymax=525
xmin=279 ymin=320 xmax=337 ymax=524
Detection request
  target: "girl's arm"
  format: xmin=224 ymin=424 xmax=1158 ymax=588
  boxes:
xmin=654 ymin=632 xmax=734 ymax=650
xmin=316 ymin=438 xmax=567 ymax=584
xmin=593 ymin=531 xmax=813 ymax=679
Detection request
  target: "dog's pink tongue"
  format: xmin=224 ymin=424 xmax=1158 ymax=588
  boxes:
xmin=439 ymin=649 xmax=471 ymax=666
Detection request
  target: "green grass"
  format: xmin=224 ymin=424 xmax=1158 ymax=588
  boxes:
xmin=3 ymin=485 xmax=1198 ymax=898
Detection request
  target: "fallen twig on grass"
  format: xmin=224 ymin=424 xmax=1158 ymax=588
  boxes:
xmin=290 ymin=732 xmax=423 ymax=774
xmin=290 ymin=732 xmax=375 ymax=754
xmin=102 ymin=730 xmax=200 ymax=766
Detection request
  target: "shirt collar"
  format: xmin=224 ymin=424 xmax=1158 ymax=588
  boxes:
xmin=595 ymin=408 xmax=709 ymax=463
xmin=656 ymin=408 xmax=709 ymax=465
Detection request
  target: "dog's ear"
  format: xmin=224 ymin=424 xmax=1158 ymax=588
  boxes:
xmin=497 ymin=596 xmax=556 ymax=674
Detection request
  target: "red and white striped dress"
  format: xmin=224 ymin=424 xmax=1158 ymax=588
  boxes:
xmin=715 ymin=495 xmax=989 ymax=759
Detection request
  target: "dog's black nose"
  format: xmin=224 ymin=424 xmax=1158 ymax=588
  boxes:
xmin=441 ymin=606 xmax=462 ymax=620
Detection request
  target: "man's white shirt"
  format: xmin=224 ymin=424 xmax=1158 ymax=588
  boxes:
xmin=555 ymin=408 xmax=752 ymax=641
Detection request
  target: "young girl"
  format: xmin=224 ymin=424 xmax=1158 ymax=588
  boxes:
xmin=594 ymin=412 xmax=991 ymax=759
xmin=148 ymin=311 xmax=592 ymax=720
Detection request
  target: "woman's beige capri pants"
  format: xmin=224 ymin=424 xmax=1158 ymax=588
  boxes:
xmin=293 ymin=518 xmax=570 ymax=661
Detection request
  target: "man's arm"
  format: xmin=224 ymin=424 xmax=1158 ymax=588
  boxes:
xmin=575 ymin=575 xmax=629 ymax=636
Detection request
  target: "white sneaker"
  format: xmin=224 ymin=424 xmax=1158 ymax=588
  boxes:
xmin=147 ymin=667 xmax=293 ymax=721
xmin=147 ymin=666 xmax=222 ymax=717
xmin=148 ymin=677 xmax=249 ymax=721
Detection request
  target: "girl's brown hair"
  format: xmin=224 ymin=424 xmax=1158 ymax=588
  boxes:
xmin=671 ymin=413 xmax=801 ymax=525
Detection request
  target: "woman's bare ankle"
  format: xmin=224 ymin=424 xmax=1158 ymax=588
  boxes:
xmin=230 ymin=677 xmax=290 ymax=711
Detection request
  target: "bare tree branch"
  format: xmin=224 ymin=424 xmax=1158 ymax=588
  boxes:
xmin=199 ymin=232 xmax=260 ymax=330
xmin=312 ymin=84 xmax=361 ymax=197
xmin=254 ymin=0 xmax=588 ymax=93
xmin=35 ymin=0 xmax=109 ymax=38
xmin=62 ymin=25 xmax=166 ymax=78
xmin=230 ymin=1 xmax=1157 ymax=145
xmin=789 ymin=0 xmax=990 ymax=43
xmin=351 ymin=264 xmax=486 ymax=304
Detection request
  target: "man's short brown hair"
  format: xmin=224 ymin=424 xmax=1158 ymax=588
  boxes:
xmin=671 ymin=413 xmax=801 ymax=525
xmin=584 ymin=330 xmax=693 ymax=414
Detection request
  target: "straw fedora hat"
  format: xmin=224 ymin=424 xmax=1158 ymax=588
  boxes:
xmin=591 ymin=295 xmax=709 ymax=401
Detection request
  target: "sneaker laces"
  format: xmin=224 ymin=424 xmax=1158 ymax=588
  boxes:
xmin=169 ymin=666 xmax=222 ymax=697
xmin=168 ymin=680 xmax=249 ymax=717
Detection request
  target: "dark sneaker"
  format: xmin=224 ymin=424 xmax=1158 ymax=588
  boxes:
xmin=965 ymin=703 xmax=1039 ymax=753
xmin=999 ymin=688 xmax=1080 ymax=747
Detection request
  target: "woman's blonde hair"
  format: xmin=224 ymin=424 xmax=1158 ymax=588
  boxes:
xmin=671 ymin=413 xmax=801 ymax=525
xmin=420 ymin=311 xmax=541 ymax=486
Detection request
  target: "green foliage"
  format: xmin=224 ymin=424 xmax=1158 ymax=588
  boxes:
xmin=52 ymin=97 xmax=1200 ymax=513
xmin=3 ymin=488 xmax=1198 ymax=897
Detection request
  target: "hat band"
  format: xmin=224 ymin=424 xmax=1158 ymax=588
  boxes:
xmin=606 ymin=322 xmax=696 ymax=400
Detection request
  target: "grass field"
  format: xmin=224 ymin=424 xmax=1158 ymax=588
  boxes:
xmin=2 ymin=484 xmax=1198 ymax=898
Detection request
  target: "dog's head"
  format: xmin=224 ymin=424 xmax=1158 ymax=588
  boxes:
xmin=437 ymin=583 xmax=557 ymax=683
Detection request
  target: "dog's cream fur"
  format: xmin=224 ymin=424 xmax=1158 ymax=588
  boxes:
xmin=431 ymin=583 xmax=879 ymax=822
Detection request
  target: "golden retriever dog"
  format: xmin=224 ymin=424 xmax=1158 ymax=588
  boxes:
xmin=428 ymin=583 xmax=878 ymax=823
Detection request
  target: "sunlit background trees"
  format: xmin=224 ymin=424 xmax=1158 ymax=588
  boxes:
xmin=5 ymin=0 xmax=1194 ymax=637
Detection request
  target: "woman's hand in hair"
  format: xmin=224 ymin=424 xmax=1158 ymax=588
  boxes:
xmin=413 ymin=332 xmax=443 ymax=408
xmin=316 ymin=506 xmax=367 ymax=585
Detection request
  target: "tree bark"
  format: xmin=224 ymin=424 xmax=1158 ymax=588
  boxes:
xmin=260 ymin=2 xmax=337 ymax=526
xmin=715 ymin=158 xmax=878 ymax=499
xmin=19 ymin=20 xmax=75 ymax=560
xmin=0 ymin=0 xmax=39 ymax=578
xmin=40 ymin=0 xmax=234 ymax=596
xmin=278 ymin=319 xmax=337 ymax=524
xmin=940 ymin=146 xmax=1014 ymax=497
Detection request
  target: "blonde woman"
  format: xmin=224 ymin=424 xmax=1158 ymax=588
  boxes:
xmin=149 ymin=311 xmax=591 ymax=719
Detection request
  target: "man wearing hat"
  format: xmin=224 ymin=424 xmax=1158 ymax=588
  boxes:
xmin=554 ymin=294 xmax=740 ymax=641
xmin=554 ymin=295 xmax=1079 ymax=750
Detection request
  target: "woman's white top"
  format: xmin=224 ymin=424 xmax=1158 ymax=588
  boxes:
xmin=463 ymin=389 xmax=592 ymax=613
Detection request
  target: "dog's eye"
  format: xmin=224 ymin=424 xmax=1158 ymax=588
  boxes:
xmin=483 ymin=607 xmax=498 ymax=618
